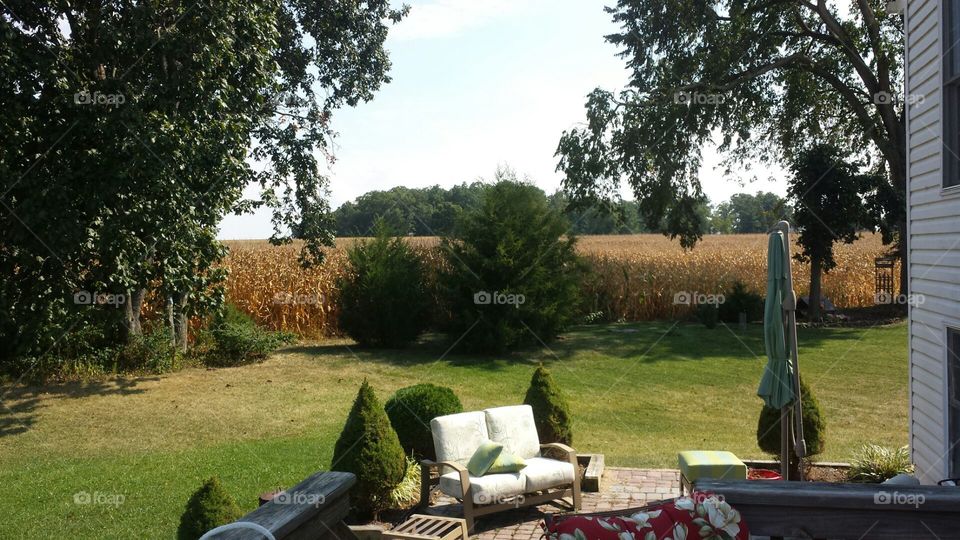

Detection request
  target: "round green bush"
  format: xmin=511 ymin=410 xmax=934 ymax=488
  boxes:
xmin=757 ymin=376 xmax=826 ymax=478
xmin=385 ymin=384 xmax=463 ymax=460
xmin=177 ymin=476 xmax=242 ymax=540
xmin=332 ymin=380 xmax=407 ymax=519
xmin=523 ymin=365 xmax=573 ymax=445
xmin=336 ymin=222 xmax=430 ymax=348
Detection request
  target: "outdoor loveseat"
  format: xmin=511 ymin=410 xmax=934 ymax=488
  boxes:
xmin=419 ymin=405 xmax=581 ymax=530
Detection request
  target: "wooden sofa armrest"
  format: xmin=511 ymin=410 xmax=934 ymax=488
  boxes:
xmin=540 ymin=443 xmax=576 ymax=461
xmin=419 ymin=459 xmax=471 ymax=503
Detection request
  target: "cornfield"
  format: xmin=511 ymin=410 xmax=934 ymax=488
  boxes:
xmin=224 ymin=234 xmax=898 ymax=337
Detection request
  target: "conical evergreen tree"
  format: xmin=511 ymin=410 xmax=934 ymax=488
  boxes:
xmin=332 ymin=380 xmax=406 ymax=518
xmin=177 ymin=476 xmax=242 ymax=540
xmin=523 ymin=365 xmax=573 ymax=445
xmin=757 ymin=376 xmax=826 ymax=478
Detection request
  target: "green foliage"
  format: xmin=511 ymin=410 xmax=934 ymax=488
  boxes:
xmin=385 ymin=384 xmax=463 ymax=460
xmin=523 ymin=366 xmax=573 ymax=445
xmin=118 ymin=327 xmax=181 ymax=373
xmin=441 ymin=173 xmax=583 ymax=353
xmin=388 ymin=457 xmax=422 ymax=510
xmin=757 ymin=377 xmax=826 ymax=473
xmin=332 ymin=380 xmax=406 ymax=519
xmin=718 ymin=282 xmax=764 ymax=323
xmin=177 ymin=477 xmax=242 ymax=540
xmin=789 ymin=144 xmax=870 ymax=272
xmin=847 ymin=444 xmax=914 ymax=483
xmin=556 ymin=1 xmax=904 ymax=251
xmin=1 ymin=0 xmax=407 ymax=370
xmin=789 ymin=144 xmax=871 ymax=319
xmin=337 ymin=223 xmax=431 ymax=348
xmin=710 ymin=192 xmax=792 ymax=234
xmin=204 ymin=305 xmax=295 ymax=366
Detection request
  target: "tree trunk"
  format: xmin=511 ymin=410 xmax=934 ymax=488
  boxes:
xmin=166 ymin=295 xmax=175 ymax=347
xmin=173 ymin=291 xmax=188 ymax=353
xmin=808 ymin=255 xmax=823 ymax=321
xmin=122 ymin=288 xmax=146 ymax=342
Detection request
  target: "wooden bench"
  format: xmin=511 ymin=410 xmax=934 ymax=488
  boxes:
xmin=206 ymin=471 xmax=356 ymax=539
xmin=383 ymin=514 xmax=467 ymax=540
xmin=698 ymin=479 xmax=960 ymax=539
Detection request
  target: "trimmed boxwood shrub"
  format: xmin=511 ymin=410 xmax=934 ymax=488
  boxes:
xmin=336 ymin=221 xmax=431 ymax=348
xmin=440 ymin=178 xmax=582 ymax=353
xmin=332 ymin=380 xmax=406 ymax=519
xmin=177 ymin=477 xmax=242 ymax=540
xmin=523 ymin=365 xmax=573 ymax=445
xmin=385 ymin=383 xmax=463 ymax=460
xmin=757 ymin=376 xmax=826 ymax=478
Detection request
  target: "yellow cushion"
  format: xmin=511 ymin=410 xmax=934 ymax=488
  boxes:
xmin=678 ymin=450 xmax=747 ymax=482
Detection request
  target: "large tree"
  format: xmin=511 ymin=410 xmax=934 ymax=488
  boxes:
xmin=712 ymin=192 xmax=792 ymax=234
xmin=557 ymin=1 xmax=905 ymax=289
xmin=0 ymin=1 xmax=407 ymax=362
xmin=789 ymin=144 xmax=871 ymax=320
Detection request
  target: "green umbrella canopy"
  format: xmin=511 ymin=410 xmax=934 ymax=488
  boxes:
xmin=758 ymin=231 xmax=796 ymax=409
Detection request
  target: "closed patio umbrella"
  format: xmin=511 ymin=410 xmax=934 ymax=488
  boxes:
xmin=757 ymin=221 xmax=806 ymax=480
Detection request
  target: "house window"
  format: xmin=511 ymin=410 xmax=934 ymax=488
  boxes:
xmin=944 ymin=1 xmax=960 ymax=188
xmin=950 ymin=328 xmax=960 ymax=476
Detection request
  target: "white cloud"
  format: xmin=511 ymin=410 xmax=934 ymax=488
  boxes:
xmin=389 ymin=0 xmax=542 ymax=41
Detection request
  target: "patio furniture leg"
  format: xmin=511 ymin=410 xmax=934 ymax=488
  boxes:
xmin=419 ymin=461 xmax=433 ymax=509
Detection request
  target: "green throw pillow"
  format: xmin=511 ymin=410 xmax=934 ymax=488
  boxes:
xmin=486 ymin=450 xmax=526 ymax=474
xmin=467 ymin=441 xmax=503 ymax=476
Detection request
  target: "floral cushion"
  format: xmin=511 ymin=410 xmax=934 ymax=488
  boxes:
xmin=543 ymin=493 xmax=749 ymax=540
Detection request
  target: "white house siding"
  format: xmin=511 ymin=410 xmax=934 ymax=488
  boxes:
xmin=906 ymin=0 xmax=960 ymax=484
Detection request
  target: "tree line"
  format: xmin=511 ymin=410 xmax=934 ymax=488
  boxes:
xmin=332 ymin=180 xmax=793 ymax=237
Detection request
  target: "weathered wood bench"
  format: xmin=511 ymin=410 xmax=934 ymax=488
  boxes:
xmin=205 ymin=471 xmax=357 ymax=540
xmin=698 ymin=480 xmax=960 ymax=539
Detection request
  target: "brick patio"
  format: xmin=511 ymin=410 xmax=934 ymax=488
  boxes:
xmin=426 ymin=468 xmax=680 ymax=540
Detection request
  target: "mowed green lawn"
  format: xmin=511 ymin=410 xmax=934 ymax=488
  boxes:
xmin=0 ymin=321 xmax=907 ymax=538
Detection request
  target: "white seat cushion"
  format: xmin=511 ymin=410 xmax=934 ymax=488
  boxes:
xmin=431 ymin=411 xmax=490 ymax=465
xmin=439 ymin=471 xmax=526 ymax=504
xmin=521 ymin=457 xmax=575 ymax=492
xmin=483 ymin=405 xmax=541 ymax=459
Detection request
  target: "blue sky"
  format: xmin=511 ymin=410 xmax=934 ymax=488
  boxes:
xmin=218 ymin=0 xmax=786 ymax=239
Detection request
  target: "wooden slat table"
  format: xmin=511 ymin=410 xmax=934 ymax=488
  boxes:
xmin=384 ymin=514 xmax=468 ymax=540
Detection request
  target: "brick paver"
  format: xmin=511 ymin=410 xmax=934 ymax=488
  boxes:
xmin=425 ymin=468 xmax=680 ymax=540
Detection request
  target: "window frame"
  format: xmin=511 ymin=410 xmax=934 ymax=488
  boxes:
xmin=948 ymin=327 xmax=960 ymax=477
xmin=943 ymin=1 xmax=960 ymax=189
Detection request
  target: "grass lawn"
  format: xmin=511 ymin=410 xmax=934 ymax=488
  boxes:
xmin=0 ymin=321 xmax=907 ymax=538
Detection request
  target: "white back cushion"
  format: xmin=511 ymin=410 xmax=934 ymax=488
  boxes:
xmin=431 ymin=411 xmax=489 ymax=464
xmin=484 ymin=405 xmax=541 ymax=459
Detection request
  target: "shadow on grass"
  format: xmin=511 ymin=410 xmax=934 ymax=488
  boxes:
xmin=0 ymin=376 xmax=155 ymax=438
xmin=284 ymin=320 xmax=871 ymax=371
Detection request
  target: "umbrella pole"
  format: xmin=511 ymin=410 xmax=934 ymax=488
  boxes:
xmin=776 ymin=220 xmax=806 ymax=482
xmin=780 ymin=406 xmax=790 ymax=480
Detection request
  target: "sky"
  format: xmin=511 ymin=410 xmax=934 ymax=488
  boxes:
xmin=218 ymin=0 xmax=787 ymax=240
